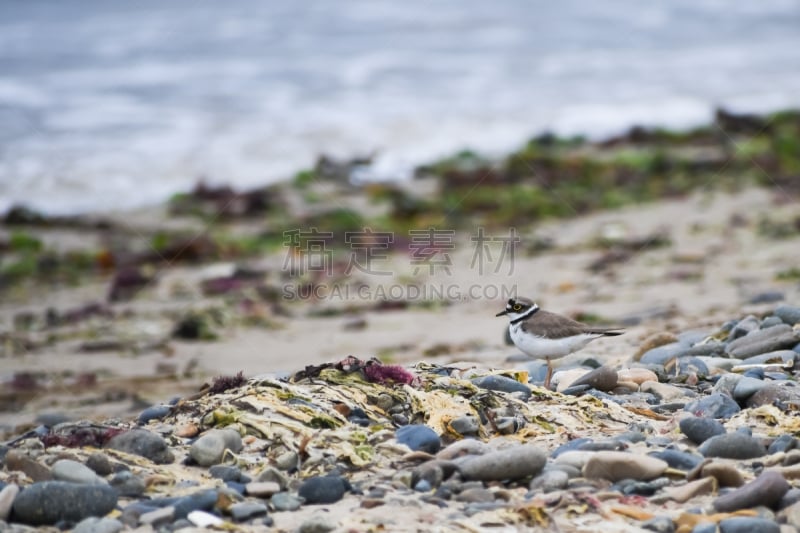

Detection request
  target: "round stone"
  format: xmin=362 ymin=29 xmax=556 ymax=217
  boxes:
xmin=11 ymin=481 xmax=118 ymax=526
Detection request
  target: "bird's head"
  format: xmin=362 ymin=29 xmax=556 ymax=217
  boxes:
xmin=496 ymin=297 xmax=539 ymax=321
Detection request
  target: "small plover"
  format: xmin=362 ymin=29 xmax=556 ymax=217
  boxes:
xmin=496 ymin=297 xmax=624 ymax=387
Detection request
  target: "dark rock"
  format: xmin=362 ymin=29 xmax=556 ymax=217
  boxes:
xmin=699 ymin=432 xmax=766 ymax=459
xmin=677 ymin=357 xmax=709 ymax=376
xmin=748 ymin=291 xmax=784 ymax=304
xmin=713 ymin=471 xmax=789 ymax=512
xmin=769 ymin=434 xmax=797 ymax=454
xmin=567 ymin=366 xmax=618 ymax=392
xmin=679 ymin=416 xmax=726 ymax=445
xmin=11 ymin=481 xmax=118 ymax=526
xmin=396 ymin=425 xmax=441 ymax=454
xmin=298 ymin=476 xmax=350 ymax=505
xmin=618 ymin=478 xmax=670 ymax=496
xmin=449 ymin=416 xmax=479 ymax=436
xmin=470 ymin=375 xmax=531 ymax=399
xmin=718 ymin=516 xmax=780 ymax=533
xmin=684 ymin=393 xmax=741 ymax=419
xmin=105 ymin=429 xmax=174 ymax=464
xmin=649 ymin=449 xmax=703 ymax=470
xmin=85 ymin=453 xmax=113 ymax=477
xmin=137 ymin=405 xmax=172 ymax=425
xmin=729 ymin=316 xmax=760 ymax=340
xmin=459 ymin=445 xmax=547 ymax=481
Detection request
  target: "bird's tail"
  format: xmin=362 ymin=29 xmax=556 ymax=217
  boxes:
xmin=588 ymin=328 xmax=625 ymax=337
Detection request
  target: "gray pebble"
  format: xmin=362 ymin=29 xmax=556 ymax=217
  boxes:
xmin=105 ymin=429 xmax=174 ymax=464
xmin=712 ymin=374 xmax=744 ymax=396
xmin=449 ymin=416 xmax=479 ymax=436
xmin=761 ymin=316 xmax=785 ymax=329
xmin=729 ymin=316 xmax=760 ymax=340
xmin=109 ymin=471 xmax=146 ymax=497
xmin=189 ymin=428 xmax=243 ymax=466
xmin=649 ymin=449 xmax=703 ymax=470
xmin=529 ymin=470 xmax=568 ymax=492
xmin=471 ymin=375 xmax=531 ymax=399
xmin=299 ymin=513 xmax=337 ymax=533
xmin=270 ymin=491 xmax=303 ymax=512
xmin=685 ymin=393 xmax=741 ymax=419
xmin=679 ymin=416 xmax=726 ymax=445
xmin=51 ymin=459 xmax=105 ymax=485
xmin=640 ymin=343 xmax=687 ymax=365
xmin=741 ymin=350 xmax=797 ymax=365
xmin=699 ymin=432 xmax=766 ymax=459
xmin=72 ymin=517 xmax=124 ymax=533
xmin=256 ymin=467 xmax=289 ymax=490
xmin=298 ymin=476 xmax=350 ymax=505
xmin=139 ymin=505 xmax=175 ymax=527
xmin=11 ymin=481 xmax=118 ymax=526
xmin=396 ymin=424 xmax=441 ymax=454
xmin=748 ymin=290 xmax=784 ymax=304
xmin=768 ymin=434 xmax=797 ymax=454
xmin=274 ymin=450 xmax=299 ymax=471
xmin=733 ymin=376 xmax=768 ymax=400
xmin=714 ymin=471 xmax=789 ymax=512
xmin=775 ymin=305 xmax=800 ymax=326
xmin=747 ymin=383 xmax=800 ymax=408
xmin=229 ymin=501 xmax=268 ymax=522
xmin=719 ymin=516 xmax=779 ymax=533
xmin=728 ymin=325 xmax=800 ymax=358
xmin=458 ymin=444 xmax=546 ymax=481
xmin=209 ymin=465 xmax=243 ymax=482
xmin=137 ymin=404 xmax=172 ymax=425
xmin=245 ymin=481 xmax=281 ymax=498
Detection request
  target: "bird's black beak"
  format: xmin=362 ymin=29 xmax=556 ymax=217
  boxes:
xmin=495 ymin=309 xmax=508 ymax=317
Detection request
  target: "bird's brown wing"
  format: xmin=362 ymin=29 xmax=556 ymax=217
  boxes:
xmin=520 ymin=310 xmax=624 ymax=339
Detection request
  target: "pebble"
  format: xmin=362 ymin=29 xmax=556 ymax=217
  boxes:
xmin=529 ymin=470 xmax=569 ymax=493
xmin=0 ymin=483 xmax=19 ymax=521
xmin=641 ymin=381 xmax=690 ymax=402
xmin=298 ymin=476 xmax=350 ymax=504
xmin=567 ymin=365 xmax=618 ymax=392
xmin=649 ymin=449 xmax=703 ymax=470
xmin=139 ymin=505 xmax=175 ymax=527
xmin=728 ymin=326 xmax=800 ymax=358
xmin=4 ymin=450 xmax=52 ymax=482
xmin=775 ymin=305 xmax=800 ymax=326
xmin=229 ymin=501 xmax=268 ymax=522
xmin=700 ymin=462 xmax=744 ymax=487
xmin=51 ymin=459 xmax=106 ymax=485
xmin=684 ymin=393 xmax=741 ymax=419
xmin=733 ymin=376 xmax=768 ymax=400
xmin=187 ymin=510 xmax=224 ymax=527
xmin=741 ymin=350 xmax=797 ymax=365
xmin=11 ymin=481 xmax=118 ymax=526
xmin=271 ymin=491 xmax=303 ymax=511
xmin=171 ymin=489 xmax=220 ymax=519
xmin=471 ymin=375 xmax=531 ymax=399
xmin=137 ymin=404 xmax=172 ymax=425
xmin=618 ymin=367 xmax=659 ymax=385
xmin=109 ymin=471 xmax=146 ymax=497
xmin=699 ymin=432 xmax=767 ymax=459
xmin=106 ymin=429 xmax=174 ymax=464
xmin=189 ymin=428 xmax=244 ymax=466
xmin=640 ymin=342 xmax=687 ymax=365
xmin=680 ymin=416 xmax=727 ymax=445
xmin=299 ymin=512 xmax=337 ymax=533
xmin=449 ymin=416 xmax=480 ymax=436
xmin=209 ymin=465 xmax=244 ymax=482
xmin=713 ymin=471 xmax=790 ymax=512
xmin=72 ymin=517 xmax=124 ymax=533
xmin=396 ymin=425 xmax=441 ymax=454
xmin=641 ymin=515 xmax=676 ymax=533
xmin=245 ymin=481 xmax=281 ymax=498
xmin=769 ymin=435 xmax=797 ymax=454
xmin=747 ymin=383 xmax=800 ymax=408
xmin=256 ymin=467 xmax=288 ymax=490
xmin=582 ymin=451 xmax=668 ymax=482
xmin=458 ymin=444 xmax=546 ymax=481
xmin=718 ymin=516 xmax=780 ymax=533
xmin=455 ymin=487 xmax=495 ymax=503
xmin=85 ymin=453 xmax=113 ymax=477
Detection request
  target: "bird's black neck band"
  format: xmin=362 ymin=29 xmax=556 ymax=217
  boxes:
xmin=510 ymin=306 xmax=539 ymax=325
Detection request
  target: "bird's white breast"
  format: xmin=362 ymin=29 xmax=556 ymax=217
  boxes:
xmin=509 ymin=324 xmax=600 ymax=359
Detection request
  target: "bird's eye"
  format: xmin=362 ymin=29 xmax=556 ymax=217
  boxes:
xmin=513 ymin=304 xmax=522 ymax=311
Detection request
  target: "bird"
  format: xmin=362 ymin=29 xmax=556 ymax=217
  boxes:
xmin=496 ymin=297 xmax=624 ymax=388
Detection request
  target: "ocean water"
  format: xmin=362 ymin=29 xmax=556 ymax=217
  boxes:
xmin=1 ymin=0 xmax=799 ymax=214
